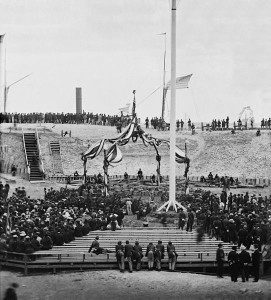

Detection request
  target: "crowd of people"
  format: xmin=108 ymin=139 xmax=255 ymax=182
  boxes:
xmin=0 ymin=111 xmax=132 ymax=128
xmin=0 ymin=181 xmax=133 ymax=255
xmin=216 ymin=243 xmax=261 ymax=283
xmin=88 ymin=235 xmax=177 ymax=273
xmin=0 ymin=174 xmax=270 ymax=281
xmin=260 ymin=118 xmax=271 ymax=129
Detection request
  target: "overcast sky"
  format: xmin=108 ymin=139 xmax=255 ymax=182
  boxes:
xmin=0 ymin=0 xmax=271 ymax=122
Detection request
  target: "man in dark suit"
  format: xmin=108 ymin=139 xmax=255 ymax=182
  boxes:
xmin=124 ymin=240 xmax=133 ymax=273
xmin=252 ymin=244 xmax=261 ymax=282
xmin=238 ymin=245 xmax=251 ymax=282
xmin=216 ymin=243 xmax=225 ymax=278
xmin=228 ymin=245 xmax=239 ymax=282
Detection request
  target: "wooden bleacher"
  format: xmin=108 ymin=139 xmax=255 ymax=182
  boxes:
xmin=1 ymin=228 xmax=240 ymax=275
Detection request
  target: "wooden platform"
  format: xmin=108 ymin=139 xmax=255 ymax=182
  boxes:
xmin=0 ymin=228 xmax=265 ymax=275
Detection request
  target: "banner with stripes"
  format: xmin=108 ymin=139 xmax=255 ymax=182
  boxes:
xmin=83 ymin=139 xmax=105 ymax=159
xmin=106 ymin=143 xmax=123 ymax=166
xmin=165 ymin=74 xmax=192 ymax=92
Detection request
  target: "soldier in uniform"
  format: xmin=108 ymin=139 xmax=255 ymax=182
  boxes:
xmin=167 ymin=241 xmax=177 ymax=272
xmin=115 ymin=241 xmax=124 ymax=273
xmin=155 ymin=240 xmax=165 ymax=271
xmin=133 ymin=241 xmax=143 ymax=271
xmin=145 ymin=242 xmax=155 ymax=271
xmin=124 ymin=240 xmax=133 ymax=273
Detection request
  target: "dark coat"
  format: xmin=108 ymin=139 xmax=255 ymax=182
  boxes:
xmin=216 ymin=248 xmax=225 ymax=262
xmin=238 ymin=250 xmax=251 ymax=265
xmin=124 ymin=243 xmax=133 ymax=258
xmin=252 ymin=249 xmax=261 ymax=266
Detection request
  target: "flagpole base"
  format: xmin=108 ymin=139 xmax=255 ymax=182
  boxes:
xmin=157 ymin=199 xmax=186 ymax=212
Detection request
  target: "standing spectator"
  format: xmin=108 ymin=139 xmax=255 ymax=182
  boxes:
xmin=228 ymin=245 xmax=239 ymax=282
xmin=133 ymin=241 xmax=143 ymax=271
xmin=155 ymin=240 xmax=165 ymax=272
xmin=238 ymin=245 xmax=251 ymax=282
xmin=115 ymin=241 xmax=125 ymax=273
xmin=137 ymin=168 xmax=143 ymax=180
xmin=124 ymin=240 xmax=133 ymax=273
xmin=252 ymin=244 xmax=261 ymax=282
xmin=216 ymin=243 xmax=225 ymax=278
xmin=145 ymin=117 xmax=149 ymax=129
xmin=167 ymin=241 xmax=177 ymax=272
xmin=178 ymin=208 xmax=186 ymax=230
xmin=145 ymin=242 xmax=155 ymax=271
xmin=186 ymin=209 xmax=194 ymax=232
xmin=126 ymin=199 xmax=132 ymax=216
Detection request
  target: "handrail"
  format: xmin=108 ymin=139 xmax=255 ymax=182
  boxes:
xmin=35 ymin=127 xmax=45 ymax=176
xmin=22 ymin=127 xmax=30 ymax=178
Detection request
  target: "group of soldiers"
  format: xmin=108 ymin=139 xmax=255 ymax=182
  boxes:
xmin=88 ymin=236 xmax=178 ymax=273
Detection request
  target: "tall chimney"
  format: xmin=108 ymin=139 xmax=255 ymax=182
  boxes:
xmin=0 ymin=34 xmax=5 ymax=113
xmin=76 ymin=87 xmax=82 ymax=114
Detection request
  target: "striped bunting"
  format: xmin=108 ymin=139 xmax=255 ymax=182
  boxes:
xmin=83 ymin=139 xmax=105 ymax=160
xmin=108 ymin=118 xmax=136 ymax=144
xmin=106 ymin=143 xmax=123 ymax=166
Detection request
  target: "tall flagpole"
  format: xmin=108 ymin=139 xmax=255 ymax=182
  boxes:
xmin=158 ymin=0 xmax=184 ymax=212
xmin=0 ymin=34 xmax=5 ymax=113
xmin=169 ymin=0 xmax=177 ymax=211
xmin=161 ymin=33 xmax=166 ymax=121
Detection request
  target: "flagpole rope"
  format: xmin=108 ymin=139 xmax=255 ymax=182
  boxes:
xmin=137 ymin=85 xmax=163 ymax=107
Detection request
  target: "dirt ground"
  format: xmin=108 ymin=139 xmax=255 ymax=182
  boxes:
xmin=1 ymin=269 xmax=271 ymax=300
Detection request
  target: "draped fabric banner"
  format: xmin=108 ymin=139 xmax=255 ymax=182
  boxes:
xmin=83 ymin=139 xmax=105 ymax=159
xmin=106 ymin=143 xmax=123 ymax=166
xmin=82 ymin=117 xmax=190 ymax=180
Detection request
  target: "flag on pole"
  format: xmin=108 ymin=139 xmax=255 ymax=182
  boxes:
xmin=165 ymin=74 xmax=193 ymax=90
xmin=118 ymin=103 xmax=130 ymax=114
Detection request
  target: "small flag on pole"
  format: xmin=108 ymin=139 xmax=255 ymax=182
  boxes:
xmin=118 ymin=103 xmax=130 ymax=114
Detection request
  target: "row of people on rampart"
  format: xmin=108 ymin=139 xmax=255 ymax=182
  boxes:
xmin=0 ymin=112 xmax=132 ymax=127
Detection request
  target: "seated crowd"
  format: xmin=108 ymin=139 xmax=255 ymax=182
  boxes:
xmin=0 ymin=182 xmax=131 ymax=254
xmin=200 ymin=173 xmax=239 ymax=186
xmin=0 ymin=178 xmax=270 ymax=259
